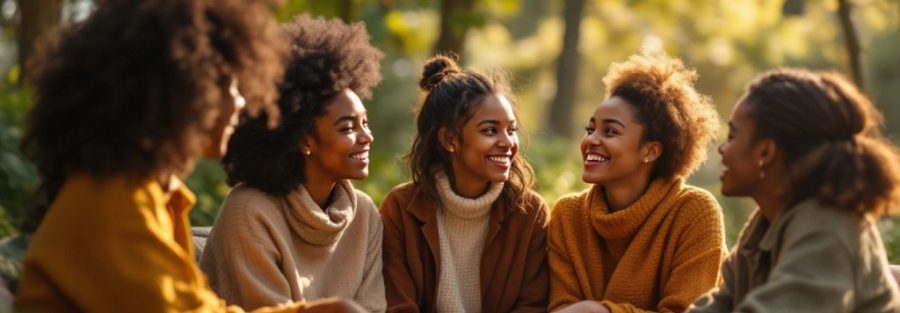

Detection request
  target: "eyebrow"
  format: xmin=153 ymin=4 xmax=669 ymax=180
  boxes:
xmin=332 ymin=111 xmax=367 ymax=126
xmin=602 ymin=118 xmax=626 ymax=128
xmin=477 ymin=119 xmax=517 ymax=127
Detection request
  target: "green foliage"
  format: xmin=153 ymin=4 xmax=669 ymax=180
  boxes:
xmin=0 ymin=85 xmax=36 ymax=237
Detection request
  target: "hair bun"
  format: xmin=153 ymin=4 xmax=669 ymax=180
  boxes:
xmin=419 ymin=55 xmax=459 ymax=91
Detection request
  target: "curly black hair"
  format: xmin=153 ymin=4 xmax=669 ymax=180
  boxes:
xmin=21 ymin=0 xmax=287 ymax=231
xmin=222 ymin=14 xmax=384 ymax=196
xmin=408 ymin=55 xmax=534 ymax=208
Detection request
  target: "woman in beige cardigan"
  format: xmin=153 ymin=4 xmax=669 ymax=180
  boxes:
xmin=691 ymin=69 xmax=900 ymax=312
xmin=200 ymin=15 xmax=386 ymax=312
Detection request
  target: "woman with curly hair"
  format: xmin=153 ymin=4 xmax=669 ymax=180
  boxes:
xmin=15 ymin=1 xmax=359 ymax=312
xmin=690 ymin=69 xmax=900 ymax=312
xmin=549 ymin=53 xmax=725 ymax=313
xmin=380 ymin=55 xmax=549 ymax=312
xmin=200 ymin=15 xmax=385 ymax=312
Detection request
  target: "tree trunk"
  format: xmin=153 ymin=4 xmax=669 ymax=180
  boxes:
xmin=340 ymin=0 xmax=355 ymax=21
xmin=837 ymin=0 xmax=864 ymax=89
xmin=547 ymin=0 xmax=585 ymax=137
xmin=433 ymin=0 xmax=476 ymax=59
xmin=18 ymin=0 xmax=63 ymax=85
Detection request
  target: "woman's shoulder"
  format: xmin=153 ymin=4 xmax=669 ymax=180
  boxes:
xmin=217 ymin=184 xmax=283 ymax=222
xmin=672 ymin=183 xmax=723 ymax=215
xmin=549 ymin=187 xmax=593 ymax=222
xmin=378 ymin=181 xmax=420 ymax=216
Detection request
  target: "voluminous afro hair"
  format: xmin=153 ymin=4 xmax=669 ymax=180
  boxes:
xmin=21 ymin=0 xmax=287 ymax=231
xmin=222 ymin=15 xmax=384 ymax=196
xmin=602 ymin=52 xmax=719 ymax=180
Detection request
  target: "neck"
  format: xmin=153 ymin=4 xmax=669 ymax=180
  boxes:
xmin=601 ymin=171 xmax=652 ymax=212
xmin=753 ymin=182 xmax=784 ymax=223
xmin=304 ymin=166 xmax=337 ymax=209
xmin=449 ymin=174 xmax=489 ymax=199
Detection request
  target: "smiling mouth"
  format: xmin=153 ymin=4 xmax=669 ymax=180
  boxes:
xmin=350 ymin=151 xmax=369 ymax=161
xmin=488 ymin=155 xmax=511 ymax=165
xmin=585 ymin=153 xmax=610 ymax=163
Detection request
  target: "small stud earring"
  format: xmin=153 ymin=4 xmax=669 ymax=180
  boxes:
xmin=758 ymin=160 xmax=766 ymax=179
xmin=642 ymin=157 xmax=649 ymax=164
xmin=448 ymin=146 xmax=455 ymax=153
xmin=304 ymin=150 xmax=311 ymax=156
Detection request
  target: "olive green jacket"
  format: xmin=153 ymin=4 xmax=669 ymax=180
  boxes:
xmin=690 ymin=199 xmax=900 ymax=312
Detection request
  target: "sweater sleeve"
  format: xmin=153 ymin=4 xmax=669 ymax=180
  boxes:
xmin=356 ymin=203 xmax=387 ymax=313
xmin=688 ymin=250 xmax=738 ymax=313
xmin=510 ymin=197 xmax=551 ymax=313
xmin=548 ymin=196 xmax=586 ymax=311
xmin=380 ymin=191 xmax=421 ymax=313
xmin=15 ymin=182 xmax=303 ymax=313
xmin=200 ymin=194 xmax=294 ymax=311
xmin=602 ymin=193 xmax=726 ymax=313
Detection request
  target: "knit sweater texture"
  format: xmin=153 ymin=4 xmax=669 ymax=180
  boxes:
xmin=549 ymin=179 xmax=726 ymax=313
xmin=200 ymin=180 xmax=385 ymax=312
xmin=433 ymin=173 xmax=504 ymax=313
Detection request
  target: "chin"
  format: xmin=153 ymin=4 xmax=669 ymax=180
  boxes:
xmin=582 ymin=173 xmax=603 ymax=184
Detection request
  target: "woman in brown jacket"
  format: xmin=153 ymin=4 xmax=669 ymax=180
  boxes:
xmin=380 ymin=55 xmax=549 ymax=313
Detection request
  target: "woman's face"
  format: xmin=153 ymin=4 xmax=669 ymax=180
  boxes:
xmin=204 ymin=79 xmax=246 ymax=158
xmin=304 ymin=89 xmax=373 ymax=182
xmin=719 ymin=100 xmax=764 ymax=197
xmin=580 ymin=96 xmax=655 ymax=185
xmin=448 ymin=94 xmax=519 ymax=190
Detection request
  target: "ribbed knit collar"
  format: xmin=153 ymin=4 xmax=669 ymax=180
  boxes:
xmin=284 ymin=180 xmax=357 ymax=246
xmin=435 ymin=172 xmax=504 ymax=220
xmin=588 ymin=178 xmax=681 ymax=240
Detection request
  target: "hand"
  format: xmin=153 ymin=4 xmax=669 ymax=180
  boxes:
xmin=554 ymin=300 xmax=610 ymax=313
xmin=300 ymin=298 xmax=367 ymax=313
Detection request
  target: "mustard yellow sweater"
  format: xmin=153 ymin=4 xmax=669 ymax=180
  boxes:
xmin=16 ymin=174 xmax=305 ymax=313
xmin=549 ymin=179 xmax=726 ymax=313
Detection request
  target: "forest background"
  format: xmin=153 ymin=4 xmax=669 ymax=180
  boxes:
xmin=1 ymin=0 xmax=899 ymax=258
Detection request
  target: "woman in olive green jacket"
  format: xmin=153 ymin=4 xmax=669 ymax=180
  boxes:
xmin=691 ymin=69 xmax=900 ymax=312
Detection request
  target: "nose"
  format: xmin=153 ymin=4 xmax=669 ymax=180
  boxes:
xmin=498 ymin=131 xmax=515 ymax=149
xmin=583 ymin=131 xmax=601 ymax=147
xmin=717 ymin=143 xmax=724 ymax=155
xmin=358 ymin=126 xmax=373 ymax=145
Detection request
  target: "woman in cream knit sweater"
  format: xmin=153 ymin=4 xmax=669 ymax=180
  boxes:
xmin=380 ymin=55 xmax=550 ymax=313
xmin=200 ymin=15 xmax=386 ymax=312
xmin=549 ymin=53 xmax=726 ymax=313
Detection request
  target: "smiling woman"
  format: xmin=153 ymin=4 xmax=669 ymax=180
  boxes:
xmin=198 ymin=15 xmax=386 ymax=312
xmin=549 ymin=52 xmax=725 ymax=313
xmin=380 ymin=55 xmax=550 ymax=313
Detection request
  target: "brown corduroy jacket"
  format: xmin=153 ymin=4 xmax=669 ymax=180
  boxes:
xmin=380 ymin=182 xmax=550 ymax=313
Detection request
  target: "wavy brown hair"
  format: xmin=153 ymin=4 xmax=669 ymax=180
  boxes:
xmin=602 ymin=52 xmax=719 ymax=180
xmin=407 ymin=55 xmax=534 ymax=207
xmin=742 ymin=69 xmax=900 ymax=217
xmin=20 ymin=0 xmax=287 ymax=231
xmin=222 ymin=15 xmax=383 ymax=196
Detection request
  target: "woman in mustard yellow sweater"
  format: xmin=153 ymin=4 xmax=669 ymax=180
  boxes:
xmin=14 ymin=1 xmax=358 ymax=312
xmin=549 ymin=53 xmax=725 ymax=313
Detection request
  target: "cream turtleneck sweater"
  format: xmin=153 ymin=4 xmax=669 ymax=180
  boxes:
xmin=433 ymin=173 xmax=504 ymax=313
xmin=200 ymin=180 xmax=385 ymax=312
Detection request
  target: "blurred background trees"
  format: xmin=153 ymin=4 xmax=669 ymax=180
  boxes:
xmin=1 ymin=0 xmax=899 ymax=257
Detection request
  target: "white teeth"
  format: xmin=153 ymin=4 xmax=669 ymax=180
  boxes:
xmin=586 ymin=153 xmax=609 ymax=163
xmin=350 ymin=151 xmax=369 ymax=160
xmin=488 ymin=156 xmax=511 ymax=164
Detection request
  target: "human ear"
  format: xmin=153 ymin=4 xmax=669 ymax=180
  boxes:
xmin=438 ymin=127 xmax=458 ymax=153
